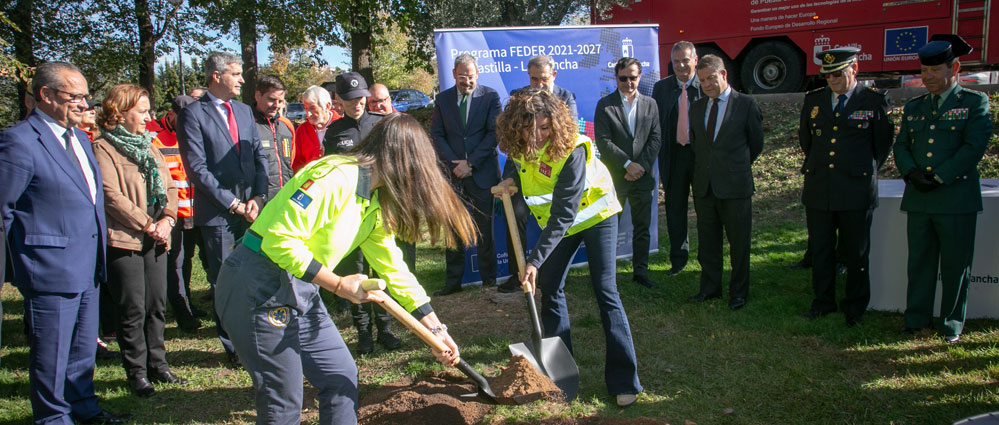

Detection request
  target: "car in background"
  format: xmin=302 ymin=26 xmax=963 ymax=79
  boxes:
xmin=285 ymin=102 xmax=306 ymax=122
xmin=390 ymin=89 xmax=432 ymax=112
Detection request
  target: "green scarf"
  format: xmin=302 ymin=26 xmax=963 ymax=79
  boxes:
xmin=103 ymin=126 xmax=167 ymax=207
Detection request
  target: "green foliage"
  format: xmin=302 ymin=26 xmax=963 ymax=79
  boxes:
xmin=259 ymin=47 xmax=342 ymax=102
xmin=153 ymin=57 xmax=204 ymax=115
xmin=371 ymin=17 xmax=436 ymax=95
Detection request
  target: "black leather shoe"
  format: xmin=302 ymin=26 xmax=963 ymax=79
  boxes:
xmin=687 ymin=293 xmax=721 ymax=303
xmin=845 ymin=316 xmax=863 ymax=328
xmin=128 ymin=377 xmax=155 ymax=397
xmin=901 ymin=326 xmax=925 ymax=334
xmin=378 ymin=332 xmax=402 ymax=351
xmin=150 ymin=370 xmax=187 ymax=385
xmin=729 ymin=297 xmax=747 ymax=310
xmin=191 ymin=307 xmax=209 ymax=318
xmin=357 ymin=331 xmax=374 ymax=355
xmin=433 ymin=286 xmax=462 ymax=296
xmin=787 ymin=259 xmax=811 ymax=269
xmin=81 ymin=409 xmax=132 ymax=424
xmin=177 ymin=317 xmax=201 ymax=333
xmin=633 ymin=275 xmax=658 ymax=289
xmin=665 ymin=266 xmax=683 ymax=276
xmin=481 ymin=280 xmax=496 ymax=288
xmin=800 ymin=309 xmax=834 ymax=320
xmin=226 ymin=351 xmax=241 ymax=368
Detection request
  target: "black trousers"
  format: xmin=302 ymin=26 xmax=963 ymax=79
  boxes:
xmin=661 ymin=144 xmax=693 ymax=268
xmin=166 ymin=226 xmax=200 ymax=322
xmin=693 ymin=191 xmax=752 ymax=300
xmin=806 ymin=208 xmax=873 ymax=318
xmin=445 ymin=179 xmax=496 ymax=288
xmin=107 ymin=239 xmax=169 ymax=378
xmin=616 ymin=182 xmax=654 ymax=277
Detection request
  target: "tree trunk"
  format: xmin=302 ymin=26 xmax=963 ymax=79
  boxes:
xmin=135 ymin=0 xmax=157 ymax=105
xmin=238 ymin=9 xmax=258 ymax=104
xmin=11 ymin=0 xmax=35 ymax=118
xmin=350 ymin=29 xmax=373 ymax=85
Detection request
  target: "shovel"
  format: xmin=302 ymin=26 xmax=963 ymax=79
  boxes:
xmin=493 ymin=186 xmax=581 ymax=402
xmin=360 ymin=279 xmax=538 ymax=405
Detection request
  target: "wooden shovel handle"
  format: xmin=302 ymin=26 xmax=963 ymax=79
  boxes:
xmin=493 ymin=189 xmax=531 ymax=294
xmin=360 ymin=279 xmax=449 ymax=353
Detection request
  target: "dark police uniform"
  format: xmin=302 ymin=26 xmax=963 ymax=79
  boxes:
xmin=322 ymin=110 xmax=385 ymax=154
xmin=894 ymin=34 xmax=993 ymax=340
xmin=253 ymin=108 xmax=296 ymax=202
xmin=799 ymin=48 xmax=893 ymax=325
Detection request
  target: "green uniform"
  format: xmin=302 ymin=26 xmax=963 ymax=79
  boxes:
xmin=893 ymin=84 xmax=992 ymax=336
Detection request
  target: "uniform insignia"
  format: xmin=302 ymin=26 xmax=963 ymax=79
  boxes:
xmin=267 ymin=307 xmax=290 ymax=327
xmin=539 ymin=162 xmax=552 ymax=177
xmin=815 ymin=129 xmax=821 ymax=136
xmin=941 ymin=108 xmax=969 ymax=120
xmin=848 ymin=110 xmax=873 ymax=120
xmin=810 ymin=106 xmax=819 ymax=119
xmin=290 ymin=189 xmax=313 ymax=209
xmin=301 ymin=179 xmax=315 ymax=190
xmin=907 ymin=116 xmax=913 ymax=121
xmin=261 ymin=139 xmax=272 ymax=148
xmin=824 ymin=53 xmax=835 ymax=64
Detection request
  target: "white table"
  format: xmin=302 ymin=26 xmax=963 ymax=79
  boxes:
xmin=869 ymin=179 xmax=999 ymax=319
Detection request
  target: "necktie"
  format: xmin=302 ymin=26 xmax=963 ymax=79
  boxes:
xmin=223 ymin=101 xmax=239 ymax=150
xmin=63 ymin=129 xmax=84 ymax=174
xmin=458 ymin=95 xmax=468 ymax=130
xmin=705 ymin=98 xmax=719 ymax=144
xmin=677 ymin=83 xmax=690 ymax=145
xmin=834 ymin=94 xmax=847 ymax=115
xmin=931 ymin=94 xmax=940 ymax=115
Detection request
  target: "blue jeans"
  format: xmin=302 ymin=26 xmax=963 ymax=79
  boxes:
xmin=537 ymin=217 xmax=642 ymax=396
xmin=217 ymin=245 xmax=358 ymax=425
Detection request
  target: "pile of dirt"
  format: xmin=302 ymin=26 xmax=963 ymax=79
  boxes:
xmin=490 ymin=354 xmax=564 ymax=401
xmin=358 ymin=372 xmax=490 ymax=425
xmin=526 ymin=418 xmax=669 ymax=425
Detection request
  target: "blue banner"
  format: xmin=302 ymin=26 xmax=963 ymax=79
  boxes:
xmin=433 ymin=25 xmax=661 ymax=285
xmin=884 ymin=26 xmax=928 ymax=56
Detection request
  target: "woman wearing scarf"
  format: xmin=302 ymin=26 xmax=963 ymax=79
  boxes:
xmin=94 ymin=84 xmax=184 ymax=397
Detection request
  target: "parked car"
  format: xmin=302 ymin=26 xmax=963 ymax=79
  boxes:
xmin=390 ymin=89 xmax=432 ymax=112
xmin=285 ymin=102 xmax=306 ymax=122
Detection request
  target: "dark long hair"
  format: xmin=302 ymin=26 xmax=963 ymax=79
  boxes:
xmin=352 ymin=114 xmax=477 ymax=249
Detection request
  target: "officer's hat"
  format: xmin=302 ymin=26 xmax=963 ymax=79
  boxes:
xmin=816 ymin=47 xmax=860 ymax=74
xmin=918 ymin=34 xmax=973 ymax=66
xmin=335 ymin=72 xmax=370 ymax=100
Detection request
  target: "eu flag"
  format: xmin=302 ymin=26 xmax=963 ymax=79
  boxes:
xmin=885 ymin=26 xmax=928 ymax=55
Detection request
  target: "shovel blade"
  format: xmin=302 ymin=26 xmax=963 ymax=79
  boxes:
xmin=509 ymin=337 xmax=580 ymax=402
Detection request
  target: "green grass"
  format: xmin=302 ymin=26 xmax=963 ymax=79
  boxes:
xmin=2 ymin=95 xmax=999 ymax=424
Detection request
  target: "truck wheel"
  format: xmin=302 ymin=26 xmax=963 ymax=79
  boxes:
xmin=695 ymin=45 xmax=740 ymax=90
xmin=740 ymin=41 xmax=805 ymax=94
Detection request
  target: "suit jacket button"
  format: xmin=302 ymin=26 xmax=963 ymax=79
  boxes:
xmin=829 ymin=164 xmax=835 ymax=169
xmin=930 ymin=124 xmax=936 ymax=130
xmin=832 ymin=126 xmax=838 ymax=131
xmin=951 ymin=126 xmax=956 ymax=130
xmin=928 ymin=138 xmax=934 ymax=144
xmin=926 ymin=166 xmax=933 ymax=171
xmin=830 ymin=138 xmax=836 ymax=144
xmin=926 ymin=152 xmax=933 ymax=158
xmin=829 ymin=151 xmax=835 ymax=156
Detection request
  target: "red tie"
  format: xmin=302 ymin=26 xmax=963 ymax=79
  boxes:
xmin=223 ymin=101 xmax=239 ymax=150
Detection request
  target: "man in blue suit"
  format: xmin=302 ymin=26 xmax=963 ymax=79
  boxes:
xmin=0 ymin=62 xmax=131 ymax=424
xmin=430 ymin=54 xmax=503 ymax=295
xmin=177 ymin=52 xmax=269 ymax=364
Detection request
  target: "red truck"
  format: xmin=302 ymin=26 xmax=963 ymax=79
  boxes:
xmin=593 ymin=0 xmax=997 ymax=93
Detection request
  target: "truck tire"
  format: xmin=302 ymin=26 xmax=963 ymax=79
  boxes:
xmin=740 ymin=41 xmax=805 ymax=94
xmin=695 ymin=45 xmax=741 ymax=90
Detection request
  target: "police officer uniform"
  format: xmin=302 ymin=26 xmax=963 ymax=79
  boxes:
xmin=894 ymin=34 xmax=992 ymax=342
xmin=798 ymin=47 xmax=894 ymax=325
xmin=322 ymin=72 xmax=399 ymax=355
xmin=216 ymin=155 xmax=436 ymax=424
xmin=252 ymin=106 xmax=296 ymax=202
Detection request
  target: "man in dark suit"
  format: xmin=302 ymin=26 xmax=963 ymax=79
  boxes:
xmin=430 ymin=54 xmax=503 ymax=296
xmin=0 ymin=62 xmax=131 ymax=424
xmin=177 ymin=52 xmax=269 ymax=363
xmin=498 ymin=54 xmax=579 ymax=294
xmin=594 ymin=57 xmax=662 ymax=289
xmin=798 ymin=47 xmax=893 ymax=327
xmin=651 ymin=41 xmax=702 ymax=276
xmin=895 ymin=34 xmax=992 ymax=344
xmin=686 ymin=55 xmax=764 ymax=310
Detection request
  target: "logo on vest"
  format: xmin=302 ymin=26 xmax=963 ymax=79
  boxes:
xmin=539 ymin=162 xmax=552 ymax=177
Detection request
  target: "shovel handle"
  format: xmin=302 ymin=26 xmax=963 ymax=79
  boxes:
xmin=496 ymin=191 xmax=532 ymax=294
xmin=360 ymin=279 xmax=449 ymax=353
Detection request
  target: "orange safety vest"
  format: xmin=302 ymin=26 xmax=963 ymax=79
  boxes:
xmin=151 ymin=117 xmax=193 ymax=218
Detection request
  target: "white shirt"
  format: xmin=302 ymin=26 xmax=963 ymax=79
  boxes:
xmin=704 ymin=86 xmax=732 ymax=141
xmin=619 ymin=91 xmax=640 ymax=169
xmin=830 ymin=82 xmax=858 ymax=110
xmin=37 ymin=109 xmax=97 ymax=203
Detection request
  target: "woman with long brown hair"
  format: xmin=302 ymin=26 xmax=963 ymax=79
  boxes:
xmin=494 ymin=88 xmax=643 ymax=407
xmin=93 ymin=83 xmax=185 ymax=397
xmin=215 ymin=113 xmax=476 ymax=424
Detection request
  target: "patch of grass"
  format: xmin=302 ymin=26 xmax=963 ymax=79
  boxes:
xmin=2 ymin=94 xmax=998 ymax=424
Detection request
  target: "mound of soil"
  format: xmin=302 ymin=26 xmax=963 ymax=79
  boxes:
xmin=490 ymin=354 xmax=564 ymax=401
xmin=358 ymin=372 xmax=490 ymax=425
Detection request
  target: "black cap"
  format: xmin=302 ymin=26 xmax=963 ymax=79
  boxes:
xmin=335 ymin=72 xmax=370 ymax=100
xmin=816 ymin=47 xmax=860 ymax=74
xmin=918 ymin=34 xmax=973 ymax=66
xmin=172 ymin=95 xmax=196 ymax=113
xmin=85 ymin=99 xmax=100 ymax=110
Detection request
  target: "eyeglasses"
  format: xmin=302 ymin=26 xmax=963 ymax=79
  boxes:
xmin=617 ymin=75 xmax=640 ymax=82
xmin=822 ymin=71 xmax=844 ymax=79
xmin=48 ymin=87 xmax=92 ymax=103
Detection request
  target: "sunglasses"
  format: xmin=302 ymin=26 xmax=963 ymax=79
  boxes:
xmin=617 ymin=75 xmax=639 ymax=82
xmin=822 ymin=70 xmax=844 ymax=79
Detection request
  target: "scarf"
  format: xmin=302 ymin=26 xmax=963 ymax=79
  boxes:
xmin=103 ymin=125 xmax=167 ymax=207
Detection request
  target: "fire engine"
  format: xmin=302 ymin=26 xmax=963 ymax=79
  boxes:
xmin=593 ymin=0 xmax=997 ymax=93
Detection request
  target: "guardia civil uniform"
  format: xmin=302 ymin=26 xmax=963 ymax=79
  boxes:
xmin=893 ymin=34 xmax=993 ymax=341
xmin=505 ymin=133 xmax=643 ymax=397
xmin=215 ymin=155 xmax=434 ymax=424
xmin=799 ymin=47 xmax=894 ymax=325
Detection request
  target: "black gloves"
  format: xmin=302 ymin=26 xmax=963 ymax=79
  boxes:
xmin=905 ymin=169 xmax=941 ymax=192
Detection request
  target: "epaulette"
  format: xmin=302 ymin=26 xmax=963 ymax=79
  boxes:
xmin=865 ymin=86 xmax=887 ymax=96
xmin=904 ymin=92 xmax=930 ymax=107
xmin=805 ymin=87 xmax=826 ymax=96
